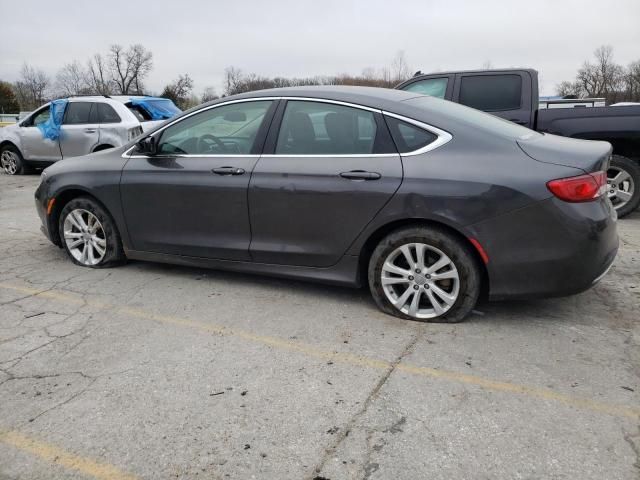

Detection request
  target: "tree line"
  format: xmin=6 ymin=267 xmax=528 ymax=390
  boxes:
xmin=1 ymin=44 xmax=639 ymax=115
xmin=556 ymin=45 xmax=640 ymax=103
xmin=0 ymin=47 xmax=413 ymax=114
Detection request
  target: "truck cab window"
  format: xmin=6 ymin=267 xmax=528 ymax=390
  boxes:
xmin=459 ymin=75 xmax=522 ymax=111
xmin=402 ymin=78 xmax=448 ymax=98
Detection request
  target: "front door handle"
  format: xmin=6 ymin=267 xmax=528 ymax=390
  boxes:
xmin=84 ymin=128 xmax=97 ymax=133
xmin=340 ymin=170 xmax=381 ymax=181
xmin=212 ymin=166 xmax=245 ymax=176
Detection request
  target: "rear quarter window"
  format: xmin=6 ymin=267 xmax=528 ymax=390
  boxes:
xmin=385 ymin=116 xmax=437 ymax=153
xmin=98 ymin=103 xmax=121 ymax=123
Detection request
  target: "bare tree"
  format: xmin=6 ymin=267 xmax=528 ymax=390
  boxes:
xmin=14 ymin=63 xmax=50 ymax=110
xmin=87 ymin=54 xmax=111 ymax=95
xmin=161 ymin=74 xmax=194 ymax=109
xmin=576 ymin=45 xmax=625 ymax=101
xmin=108 ymin=44 xmax=153 ymax=95
xmin=223 ymin=66 xmax=244 ymax=96
xmin=56 ymin=61 xmax=91 ymax=97
xmin=625 ymin=60 xmax=640 ymax=102
xmin=556 ymin=80 xmax=584 ymax=98
xmin=390 ymin=50 xmax=411 ymax=83
xmin=482 ymin=60 xmax=493 ymax=69
xmin=201 ymin=87 xmax=219 ymax=103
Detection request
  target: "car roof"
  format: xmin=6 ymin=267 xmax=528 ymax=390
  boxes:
xmin=202 ymin=85 xmax=422 ymax=112
xmin=404 ymin=67 xmax=538 ymax=78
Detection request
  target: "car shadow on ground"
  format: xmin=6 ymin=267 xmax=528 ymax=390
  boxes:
xmin=120 ymin=258 xmax=597 ymax=327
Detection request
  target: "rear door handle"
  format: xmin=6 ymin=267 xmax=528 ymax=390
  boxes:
xmin=84 ymin=128 xmax=97 ymax=133
xmin=340 ymin=170 xmax=381 ymax=181
xmin=212 ymin=166 xmax=245 ymax=176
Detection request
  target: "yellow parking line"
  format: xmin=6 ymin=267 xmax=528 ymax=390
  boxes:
xmin=0 ymin=430 xmax=137 ymax=480
xmin=1 ymin=282 xmax=639 ymax=420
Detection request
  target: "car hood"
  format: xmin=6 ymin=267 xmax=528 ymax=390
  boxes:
xmin=517 ymin=133 xmax=612 ymax=173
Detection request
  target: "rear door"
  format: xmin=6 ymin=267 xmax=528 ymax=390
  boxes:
xmin=248 ymin=99 xmax=403 ymax=267
xmin=452 ymin=71 xmax=533 ymax=126
xmin=59 ymin=101 xmax=100 ymax=158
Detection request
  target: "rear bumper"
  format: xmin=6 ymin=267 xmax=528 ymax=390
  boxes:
xmin=469 ymin=197 xmax=619 ymax=300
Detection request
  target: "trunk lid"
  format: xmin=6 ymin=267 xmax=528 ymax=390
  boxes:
xmin=517 ymin=133 xmax=611 ymax=173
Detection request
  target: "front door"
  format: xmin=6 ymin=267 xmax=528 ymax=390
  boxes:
xmin=249 ymin=100 xmax=403 ymax=267
xmin=120 ymin=99 xmax=276 ymax=260
xmin=19 ymin=106 xmax=62 ymax=161
xmin=59 ymin=101 xmax=100 ymax=158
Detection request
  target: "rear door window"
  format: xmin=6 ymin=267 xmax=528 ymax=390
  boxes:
xmin=63 ymin=102 xmax=94 ymax=125
xmin=275 ymin=101 xmax=377 ymax=155
xmin=402 ymin=78 xmax=448 ymax=98
xmin=98 ymin=103 xmax=121 ymax=123
xmin=458 ymin=75 xmax=522 ymax=111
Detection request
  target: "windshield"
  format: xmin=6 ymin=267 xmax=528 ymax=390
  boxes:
xmin=405 ymin=95 xmax=540 ymax=141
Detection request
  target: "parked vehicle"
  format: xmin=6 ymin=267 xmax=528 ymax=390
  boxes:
xmin=34 ymin=86 xmax=618 ymax=322
xmin=397 ymin=69 xmax=640 ymax=217
xmin=0 ymin=95 xmax=181 ymax=175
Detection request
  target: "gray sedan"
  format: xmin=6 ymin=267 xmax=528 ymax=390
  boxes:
xmin=34 ymin=86 xmax=618 ymax=322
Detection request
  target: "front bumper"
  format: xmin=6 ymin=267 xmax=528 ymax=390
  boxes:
xmin=470 ymin=196 xmax=619 ymax=300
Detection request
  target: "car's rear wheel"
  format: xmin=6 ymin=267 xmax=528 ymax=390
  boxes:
xmin=607 ymin=155 xmax=640 ymax=218
xmin=368 ymin=226 xmax=481 ymax=323
xmin=58 ymin=197 xmax=125 ymax=268
xmin=1 ymin=145 xmax=28 ymax=175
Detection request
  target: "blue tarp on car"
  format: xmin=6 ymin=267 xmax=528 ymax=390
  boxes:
xmin=130 ymin=97 xmax=181 ymax=120
xmin=37 ymin=99 xmax=68 ymax=141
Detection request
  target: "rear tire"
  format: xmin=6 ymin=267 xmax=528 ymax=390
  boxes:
xmin=608 ymin=155 xmax=640 ymax=218
xmin=58 ymin=197 xmax=126 ymax=268
xmin=368 ymin=226 xmax=481 ymax=323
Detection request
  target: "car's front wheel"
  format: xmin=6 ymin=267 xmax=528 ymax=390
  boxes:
xmin=0 ymin=145 xmax=28 ymax=175
xmin=368 ymin=226 xmax=481 ymax=323
xmin=58 ymin=197 xmax=126 ymax=268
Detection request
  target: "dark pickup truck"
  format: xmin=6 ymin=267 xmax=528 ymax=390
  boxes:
xmin=396 ymin=69 xmax=640 ymax=217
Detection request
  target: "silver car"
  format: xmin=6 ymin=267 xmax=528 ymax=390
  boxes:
xmin=0 ymin=95 xmax=181 ymax=175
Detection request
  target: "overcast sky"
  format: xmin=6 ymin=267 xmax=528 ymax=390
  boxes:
xmin=1 ymin=0 xmax=639 ymax=96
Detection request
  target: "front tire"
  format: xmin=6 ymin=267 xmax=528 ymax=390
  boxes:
xmin=58 ymin=197 xmax=126 ymax=268
xmin=1 ymin=145 xmax=28 ymax=175
xmin=368 ymin=226 xmax=481 ymax=323
xmin=608 ymin=155 xmax=640 ymax=218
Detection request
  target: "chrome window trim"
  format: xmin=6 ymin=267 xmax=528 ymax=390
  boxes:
xmin=261 ymin=154 xmax=398 ymax=158
xmin=121 ymin=96 xmax=452 ymax=159
xmin=382 ymin=111 xmax=453 ymax=156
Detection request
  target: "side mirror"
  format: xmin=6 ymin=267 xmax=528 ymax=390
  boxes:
xmin=137 ymin=136 xmax=157 ymax=156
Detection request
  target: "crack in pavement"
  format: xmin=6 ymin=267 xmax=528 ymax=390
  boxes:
xmin=307 ymin=325 xmax=425 ymax=479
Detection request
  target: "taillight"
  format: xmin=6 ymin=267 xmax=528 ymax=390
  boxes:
xmin=546 ymin=171 xmax=606 ymax=202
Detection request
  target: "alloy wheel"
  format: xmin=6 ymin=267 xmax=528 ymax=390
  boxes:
xmin=381 ymin=242 xmax=460 ymax=319
xmin=607 ymin=166 xmax=635 ymax=211
xmin=1 ymin=150 xmax=18 ymax=175
xmin=63 ymin=209 xmax=107 ymax=266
